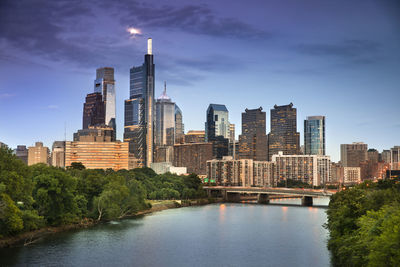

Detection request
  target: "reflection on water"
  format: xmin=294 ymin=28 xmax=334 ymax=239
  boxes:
xmin=0 ymin=199 xmax=331 ymax=267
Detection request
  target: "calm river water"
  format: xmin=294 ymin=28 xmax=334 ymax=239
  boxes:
xmin=0 ymin=198 xmax=330 ymax=267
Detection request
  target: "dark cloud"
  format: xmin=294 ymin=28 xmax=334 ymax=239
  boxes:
xmin=118 ymin=2 xmax=270 ymax=39
xmin=295 ymin=40 xmax=381 ymax=64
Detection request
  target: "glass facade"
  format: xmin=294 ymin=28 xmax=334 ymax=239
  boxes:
xmin=304 ymin=116 xmax=325 ymax=155
xmin=175 ymin=105 xmax=184 ymax=143
xmin=155 ymin=86 xmax=176 ymax=146
xmin=205 ymin=104 xmax=230 ymax=142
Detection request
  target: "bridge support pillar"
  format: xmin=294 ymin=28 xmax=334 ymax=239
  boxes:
xmin=226 ymin=192 xmax=241 ymax=202
xmin=301 ymin=196 xmax=313 ymax=206
xmin=257 ymin=193 xmax=270 ymax=204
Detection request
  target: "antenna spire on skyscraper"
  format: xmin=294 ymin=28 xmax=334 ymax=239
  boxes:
xmin=147 ymin=38 xmax=152 ymax=55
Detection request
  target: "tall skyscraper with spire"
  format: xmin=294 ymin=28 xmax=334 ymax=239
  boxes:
xmin=155 ymin=82 xmax=175 ymax=146
xmin=124 ymin=38 xmax=155 ymax=168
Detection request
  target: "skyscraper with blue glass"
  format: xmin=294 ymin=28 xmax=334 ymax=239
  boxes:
xmin=124 ymin=38 xmax=155 ymax=168
xmin=304 ymin=116 xmax=325 ymax=155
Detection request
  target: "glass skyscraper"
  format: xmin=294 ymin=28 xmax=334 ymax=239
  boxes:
xmin=205 ymin=104 xmax=230 ymax=142
xmin=124 ymin=38 xmax=155 ymax=167
xmin=304 ymin=116 xmax=325 ymax=155
xmin=155 ymin=82 xmax=175 ymax=146
xmin=175 ymin=105 xmax=184 ymax=143
xmin=94 ymin=67 xmax=116 ymax=132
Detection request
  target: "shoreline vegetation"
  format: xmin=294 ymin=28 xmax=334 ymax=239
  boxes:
xmin=0 ymin=198 xmax=217 ymax=248
xmin=0 ymin=147 xmax=209 ymax=248
xmin=326 ymin=179 xmax=400 ymax=266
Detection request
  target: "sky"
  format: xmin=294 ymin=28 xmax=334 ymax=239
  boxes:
xmin=0 ymin=0 xmax=399 ymax=162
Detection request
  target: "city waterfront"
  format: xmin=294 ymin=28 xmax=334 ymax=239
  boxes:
xmin=0 ymin=199 xmax=330 ymax=266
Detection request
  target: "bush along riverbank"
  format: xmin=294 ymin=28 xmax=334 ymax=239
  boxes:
xmin=326 ymin=179 xmax=400 ymax=266
xmin=0 ymin=147 xmax=207 ymax=247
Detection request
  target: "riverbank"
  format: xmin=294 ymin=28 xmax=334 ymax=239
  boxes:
xmin=0 ymin=198 xmax=217 ymax=248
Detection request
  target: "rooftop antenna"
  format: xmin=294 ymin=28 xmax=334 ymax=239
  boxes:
xmin=164 ymin=81 xmax=167 ymax=95
xmin=147 ymin=38 xmax=152 ymax=55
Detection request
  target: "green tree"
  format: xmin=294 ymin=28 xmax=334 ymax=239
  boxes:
xmin=0 ymin=193 xmax=23 ymax=237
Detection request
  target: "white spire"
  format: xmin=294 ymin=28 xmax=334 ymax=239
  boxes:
xmin=147 ymin=38 xmax=152 ymax=55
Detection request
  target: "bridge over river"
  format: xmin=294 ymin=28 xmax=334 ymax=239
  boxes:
xmin=204 ymin=186 xmax=336 ymax=206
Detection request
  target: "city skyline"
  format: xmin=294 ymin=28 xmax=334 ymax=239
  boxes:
xmin=1 ymin=0 xmax=399 ymax=162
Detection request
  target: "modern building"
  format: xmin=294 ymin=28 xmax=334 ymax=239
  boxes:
xmin=173 ymin=142 xmax=213 ymax=175
xmin=272 ymin=152 xmax=331 ymax=186
xmin=74 ymin=125 xmax=115 ymax=142
xmin=175 ymin=105 xmax=184 ymax=144
xmin=390 ymin=146 xmax=400 ymax=170
xmin=340 ymin=142 xmax=368 ymax=167
xmin=184 ymin=130 xmax=205 ymax=143
xmin=65 ymin=141 xmax=129 ymax=170
xmin=268 ymin=103 xmax=300 ymax=160
xmin=206 ymin=156 xmax=274 ymax=187
xmin=94 ymin=67 xmax=116 ymax=131
xmin=367 ymin=148 xmax=379 ymax=163
xmin=155 ymin=82 xmax=175 ymax=146
xmin=205 ymin=104 xmax=230 ymax=142
xmin=14 ymin=145 xmax=28 ymax=164
xmin=124 ymin=38 xmax=155 ymax=168
xmin=82 ymin=92 xmax=105 ymax=129
xmin=343 ymin=167 xmax=361 ymax=185
xmin=229 ymin=124 xmax=235 ymax=143
xmin=381 ymin=150 xmax=391 ymax=163
xmin=304 ymin=116 xmax=325 ymax=155
xmin=238 ymin=107 xmax=268 ymax=161
xmin=154 ymin=145 xmax=174 ymax=163
xmin=150 ymin=162 xmax=187 ymax=175
xmin=51 ymin=141 xmax=65 ymax=168
xmin=28 ymin=142 xmax=50 ymax=166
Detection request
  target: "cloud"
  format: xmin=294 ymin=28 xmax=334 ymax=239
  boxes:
xmin=295 ymin=40 xmax=381 ymax=64
xmin=0 ymin=93 xmax=15 ymax=99
xmin=47 ymin=105 xmax=59 ymax=110
xmin=117 ymin=2 xmax=270 ymax=39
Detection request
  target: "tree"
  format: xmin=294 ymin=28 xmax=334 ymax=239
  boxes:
xmin=68 ymin=162 xmax=86 ymax=170
xmin=0 ymin=193 xmax=23 ymax=237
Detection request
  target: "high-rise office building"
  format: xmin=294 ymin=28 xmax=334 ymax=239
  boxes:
xmin=381 ymin=150 xmax=391 ymax=163
xmin=238 ymin=107 xmax=268 ymax=161
xmin=173 ymin=142 xmax=213 ymax=175
xmin=94 ymin=67 xmax=116 ymax=131
xmin=367 ymin=148 xmax=379 ymax=163
xmin=82 ymin=92 xmax=105 ymax=129
xmin=268 ymin=103 xmax=300 ymax=160
xmin=14 ymin=145 xmax=28 ymax=164
xmin=304 ymin=116 xmax=325 ymax=155
xmin=184 ymin=130 xmax=205 ymax=143
xmin=175 ymin=105 xmax=184 ymax=143
xmin=124 ymin=38 xmax=155 ymax=168
xmin=340 ymin=142 xmax=368 ymax=167
xmin=229 ymin=124 xmax=235 ymax=143
xmin=51 ymin=141 xmax=65 ymax=168
xmin=28 ymin=142 xmax=50 ymax=166
xmin=205 ymin=104 xmax=230 ymax=142
xmin=390 ymin=146 xmax=400 ymax=170
xmin=155 ymin=82 xmax=175 ymax=146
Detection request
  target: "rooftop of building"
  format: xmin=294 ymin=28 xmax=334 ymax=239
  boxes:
xmin=208 ymin=104 xmax=228 ymax=112
xmin=186 ymin=130 xmax=205 ymax=135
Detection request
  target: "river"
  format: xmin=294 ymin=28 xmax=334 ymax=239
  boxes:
xmin=0 ymin=198 xmax=331 ymax=266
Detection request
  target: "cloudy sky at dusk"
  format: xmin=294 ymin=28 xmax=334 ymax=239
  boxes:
xmin=0 ymin=0 xmax=399 ymax=161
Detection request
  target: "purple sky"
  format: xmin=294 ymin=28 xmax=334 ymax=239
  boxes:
xmin=0 ymin=0 xmax=399 ymax=161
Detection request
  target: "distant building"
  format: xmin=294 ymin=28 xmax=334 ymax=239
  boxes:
xmin=304 ymin=116 xmax=325 ymax=155
xmin=343 ymin=167 xmax=361 ymax=185
xmin=155 ymin=82 xmax=176 ymax=146
xmin=184 ymin=130 xmax=205 ymax=143
xmin=367 ymin=148 xmax=379 ymax=163
xmin=28 ymin=142 xmax=50 ymax=166
xmin=14 ymin=145 xmax=28 ymax=164
xmin=272 ymin=152 xmax=331 ymax=186
xmin=330 ymin=162 xmax=344 ymax=184
xmin=94 ymin=67 xmax=116 ymax=132
xmin=83 ymin=92 xmax=105 ymax=130
xmin=150 ymin=162 xmax=187 ymax=175
xmin=74 ymin=125 xmax=115 ymax=142
xmin=206 ymin=156 xmax=274 ymax=187
xmin=173 ymin=142 xmax=213 ymax=175
xmin=175 ymin=105 xmax=184 ymax=144
xmin=124 ymin=38 xmax=155 ymax=168
xmin=205 ymin=104 xmax=230 ymax=142
xmin=51 ymin=141 xmax=65 ymax=168
xmin=360 ymin=160 xmax=389 ymax=180
xmin=268 ymin=103 xmax=300 ymax=160
xmin=229 ymin=124 xmax=235 ymax=144
xmin=340 ymin=142 xmax=368 ymax=167
xmin=390 ymin=146 xmax=400 ymax=170
xmin=238 ymin=107 xmax=268 ymax=161
xmin=154 ymin=145 xmax=174 ymax=163
xmin=65 ymin=141 xmax=129 ymax=170
xmin=381 ymin=150 xmax=391 ymax=163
